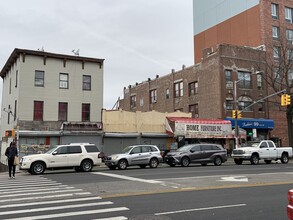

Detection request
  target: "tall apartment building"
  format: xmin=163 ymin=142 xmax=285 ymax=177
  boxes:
xmin=193 ymin=0 xmax=293 ymax=63
xmin=0 ymin=48 xmax=104 ymax=157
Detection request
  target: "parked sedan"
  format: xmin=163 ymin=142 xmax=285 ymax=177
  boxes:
xmin=104 ymin=145 xmax=162 ymax=170
xmin=164 ymin=143 xmax=227 ymax=167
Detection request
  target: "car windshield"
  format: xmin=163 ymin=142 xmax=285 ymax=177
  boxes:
xmin=45 ymin=146 xmax=58 ymax=154
xmin=177 ymin=145 xmax=192 ymax=152
xmin=121 ymin=146 xmax=133 ymax=154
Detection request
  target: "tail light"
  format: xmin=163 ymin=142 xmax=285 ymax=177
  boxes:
xmin=287 ymin=189 xmax=293 ymax=220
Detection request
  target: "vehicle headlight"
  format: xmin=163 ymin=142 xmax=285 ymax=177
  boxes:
xmin=112 ymin=155 xmax=119 ymax=160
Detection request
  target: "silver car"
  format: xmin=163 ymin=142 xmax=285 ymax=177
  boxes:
xmin=104 ymin=145 xmax=162 ymax=170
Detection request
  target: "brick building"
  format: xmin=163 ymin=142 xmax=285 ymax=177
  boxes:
xmin=192 ymin=0 xmax=293 ymax=146
xmin=119 ymin=44 xmax=277 ymax=145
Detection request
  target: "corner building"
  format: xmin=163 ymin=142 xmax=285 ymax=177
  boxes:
xmin=0 ymin=48 xmax=104 ymax=160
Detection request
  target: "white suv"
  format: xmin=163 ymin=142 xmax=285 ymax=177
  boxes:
xmin=20 ymin=143 xmax=103 ymax=175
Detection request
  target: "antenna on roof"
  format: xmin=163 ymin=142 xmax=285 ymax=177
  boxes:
xmin=37 ymin=46 xmax=45 ymax=52
xmin=72 ymin=49 xmax=80 ymax=56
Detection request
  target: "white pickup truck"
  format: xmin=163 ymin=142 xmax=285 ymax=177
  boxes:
xmin=231 ymin=140 xmax=293 ymax=165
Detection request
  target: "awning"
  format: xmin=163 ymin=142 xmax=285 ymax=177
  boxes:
xmin=166 ymin=117 xmax=232 ymax=138
xmin=225 ymin=118 xmax=274 ymax=129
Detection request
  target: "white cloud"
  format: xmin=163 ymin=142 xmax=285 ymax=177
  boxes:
xmin=0 ymin=0 xmax=193 ymax=109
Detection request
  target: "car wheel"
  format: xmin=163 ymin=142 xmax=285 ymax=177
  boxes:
xmin=250 ymin=154 xmax=259 ymax=165
xmin=139 ymin=165 xmax=147 ymax=169
xmin=234 ymin=158 xmax=243 ymax=165
xmin=81 ymin=160 xmax=93 ymax=172
xmin=181 ymin=157 xmax=190 ymax=167
xmin=149 ymin=158 xmax=159 ymax=168
xmin=118 ymin=159 xmax=128 ymax=170
xmin=281 ymin=153 xmax=289 ymax=164
xmin=214 ymin=156 xmax=222 ymax=166
xmin=31 ymin=162 xmax=45 ymax=175
xmin=264 ymin=160 xmax=272 ymax=164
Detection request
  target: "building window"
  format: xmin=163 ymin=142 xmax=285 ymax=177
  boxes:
xmin=35 ymin=70 xmax=44 ymax=87
xmin=225 ymin=93 xmax=234 ymax=110
xmin=273 ymin=47 xmax=280 ymax=59
xmin=288 ymin=69 xmax=293 ymax=86
xmin=174 ymin=81 xmax=183 ymax=98
xmin=258 ymin=102 xmax=264 ymax=112
xmin=225 ymin=70 xmax=232 ymax=81
xmin=15 ymin=70 xmax=18 ymax=88
xmin=286 ymin=29 xmax=293 ymax=42
xmin=238 ymin=96 xmax=253 ymax=111
xmin=59 ymin=73 xmax=69 ymax=89
xmin=257 ymin=73 xmax=263 ymax=90
xmin=14 ymin=100 xmax=17 ymax=121
xmin=237 ymin=71 xmax=251 ymax=89
xmin=130 ymin=95 xmax=136 ymax=108
xmin=285 ymin=7 xmax=293 ymax=23
xmin=82 ymin=75 xmax=91 ymax=91
xmin=58 ymin=102 xmax=68 ymax=121
xmin=150 ymin=89 xmax=157 ymax=103
xmin=271 ymin=3 xmax=278 ymax=19
xmin=9 ymin=78 xmax=11 ymax=94
xmin=274 ymin=67 xmax=281 ymax=81
xmin=166 ymin=88 xmax=170 ymax=99
xmin=34 ymin=101 xmax=44 ymax=121
xmin=82 ymin=103 xmax=90 ymax=121
xmin=272 ymin=26 xmax=279 ymax=39
xmin=189 ymin=104 xmax=198 ymax=118
xmin=288 ymin=49 xmax=293 ymax=60
xmin=188 ymin=81 xmax=198 ymax=96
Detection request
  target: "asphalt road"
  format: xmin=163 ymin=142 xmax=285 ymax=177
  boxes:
xmin=2 ymin=159 xmax=292 ymax=219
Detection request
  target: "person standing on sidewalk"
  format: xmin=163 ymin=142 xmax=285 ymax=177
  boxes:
xmin=5 ymin=140 xmax=18 ymax=179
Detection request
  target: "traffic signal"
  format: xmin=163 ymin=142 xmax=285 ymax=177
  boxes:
xmin=237 ymin=111 xmax=242 ymax=119
xmin=232 ymin=110 xmax=237 ymax=118
xmin=5 ymin=129 xmax=15 ymax=137
xmin=281 ymin=94 xmax=291 ymax=106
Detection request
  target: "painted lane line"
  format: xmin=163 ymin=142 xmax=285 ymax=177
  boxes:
xmin=0 ymin=188 xmax=83 ymax=198
xmin=0 ymin=201 xmax=114 ymax=215
xmin=155 ymin=203 xmax=247 ymax=215
xmin=0 ymin=196 xmax=101 ymax=208
xmin=3 ymin=207 xmax=129 ymax=220
xmin=218 ymin=176 xmax=248 ymax=182
xmin=0 ymin=192 xmax=91 ymax=203
xmin=0 ymin=186 xmax=74 ymax=194
xmin=95 ymin=172 xmax=163 ymax=184
xmin=92 ymin=217 xmax=128 ymax=220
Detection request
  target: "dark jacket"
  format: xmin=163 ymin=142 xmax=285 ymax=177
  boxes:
xmin=5 ymin=143 xmax=18 ymax=161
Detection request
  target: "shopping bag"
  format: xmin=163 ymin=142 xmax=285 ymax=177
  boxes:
xmin=14 ymin=156 xmax=19 ymax=165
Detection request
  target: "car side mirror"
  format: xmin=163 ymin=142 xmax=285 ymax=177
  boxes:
xmin=190 ymin=149 xmax=195 ymax=153
xmin=52 ymin=151 xmax=57 ymax=155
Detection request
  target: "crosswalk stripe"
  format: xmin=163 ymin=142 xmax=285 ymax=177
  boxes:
xmin=0 ymin=201 xmax=114 ymax=215
xmin=92 ymin=217 xmax=128 ymax=220
xmin=0 ymin=196 xmax=102 ymax=208
xmin=0 ymin=186 xmax=74 ymax=194
xmin=0 ymin=182 xmax=63 ymax=189
xmin=0 ymin=192 xmax=91 ymax=203
xmin=0 ymin=188 xmax=83 ymax=198
xmin=3 ymin=207 xmax=129 ymax=220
